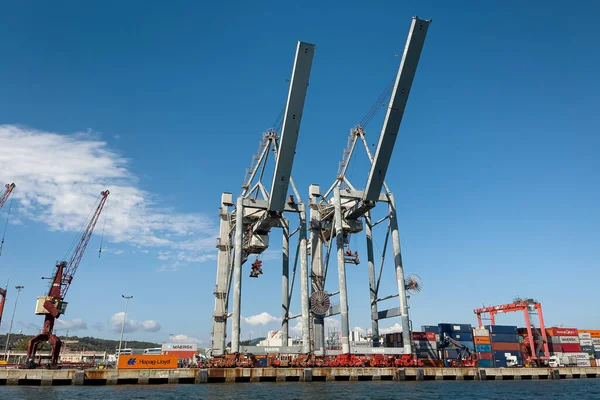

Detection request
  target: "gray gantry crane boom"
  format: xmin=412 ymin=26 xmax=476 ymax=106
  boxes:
xmin=211 ymin=41 xmax=315 ymax=356
xmin=309 ymin=17 xmax=430 ymax=355
xmin=0 ymin=183 xmax=16 ymax=326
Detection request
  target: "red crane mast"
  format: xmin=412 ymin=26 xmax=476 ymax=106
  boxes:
xmin=25 ymin=190 xmax=109 ymax=368
xmin=474 ymin=299 xmax=550 ymax=366
xmin=0 ymin=183 xmax=16 ymax=326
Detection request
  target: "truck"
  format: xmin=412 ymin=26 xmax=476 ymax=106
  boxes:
xmin=548 ymin=354 xmax=577 ymax=367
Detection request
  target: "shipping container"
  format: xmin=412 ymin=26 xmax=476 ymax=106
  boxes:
xmin=438 ymin=323 xmax=472 ymax=333
xmin=477 ymin=352 xmax=493 ymax=360
xmin=475 ymin=344 xmax=492 ymax=353
xmin=591 ymin=360 xmax=597 ymax=367
xmin=579 ymin=339 xmax=594 ymax=346
xmin=491 ymin=342 xmax=521 ymax=351
xmin=490 ymin=333 xmax=519 ymax=343
xmin=478 ymin=359 xmax=495 ymax=368
xmin=485 ymin=325 xmax=518 ymax=335
xmin=558 ymin=336 xmax=579 ymax=344
xmin=444 ymin=348 xmax=460 ymax=359
xmin=576 ymin=359 xmax=591 ymax=367
xmin=593 ymin=338 xmax=600 ymax=346
xmin=546 ymin=328 xmax=578 ymax=337
xmin=493 ymin=350 xmax=523 ymax=366
xmin=411 ymin=332 xmax=436 ymax=341
xmin=578 ymin=332 xmax=592 ymax=339
xmin=440 ymin=331 xmax=474 ymax=342
xmin=421 ymin=325 xmax=440 ymax=333
xmin=416 ymin=349 xmax=438 ymax=359
xmin=458 ymin=340 xmax=475 ymax=351
xmin=549 ymin=343 xmax=563 ymax=353
xmin=472 ymin=327 xmax=490 ymax=337
xmin=474 ymin=336 xmax=491 ymax=345
xmin=581 ymin=345 xmax=595 ymax=354
xmin=255 ymin=356 xmax=268 ymax=367
xmin=578 ymin=330 xmax=600 ymax=338
xmin=117 ymin=354 xmax=178 ymax=369
xmin=413 ymin=341 xmax=437 ymax=350
xmin=561 ymin=344 xmax=582 ymax=353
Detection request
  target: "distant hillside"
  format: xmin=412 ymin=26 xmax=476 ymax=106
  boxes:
xmin=0 ymin=334 xmax=160 ymax=353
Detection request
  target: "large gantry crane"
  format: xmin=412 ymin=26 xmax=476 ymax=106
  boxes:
xmin=210 ymin=41 xmax=315 ymax=356
xmin=474 ymin=298 xmax=550 ymax=366
xmin=0 ymin=183 xmax=16 ymax=326
xmin=308 ymin=16 xmax=430 ymax=355
xmin=25 ymin=190 xmax=109 ymax=368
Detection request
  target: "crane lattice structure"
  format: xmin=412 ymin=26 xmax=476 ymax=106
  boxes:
xmin=210 ymin=41 xmax=315 ymax=356
xmin=25 ymin=190 xmax=109 ymax=367
xmin=308 ymin=16 xmax=431 ymax=355
xmin=0 ymin=183 xmax=16 ymax=326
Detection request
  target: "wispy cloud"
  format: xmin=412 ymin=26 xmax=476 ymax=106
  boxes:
xmin=55 ymin=318 xmax=88 ymax=331
xmin=379 ymin=323 xmax=403 ymax=334
xmin=0 ymin=125 xmax=216 ymax=268
xmin=169 ymin=334 xmax=203 ymax=344
xmin=109 ymin=312 xmax=161 ymax=333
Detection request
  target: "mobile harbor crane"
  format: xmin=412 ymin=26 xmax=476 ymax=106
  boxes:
xmin=0 ymin=183 xmax=16 ymax=327
xmin=25 ymin=190 xmax=109 ymax=368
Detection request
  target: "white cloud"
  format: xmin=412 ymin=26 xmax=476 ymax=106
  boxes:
xmin=55 ymin=318 xmax=88 ymax=331
xmin=0 ymin=125 xmax=216 ymax=268
xmin=242 ymin=312 xmax=281 ymax=326
xmin=109 ymin=312 xmax=161 ymax=333
xmin=169 ymin=334 xmax=202 ymax=344
xmin=290 ymin=318 xmax=341 ymax=336
xmin=352 ymin=326 xmax=366 ymax=334
xmin=379 ymin=323 xmax=403 ymax=334
xmin=91 ymin=322 xmax=104 ymax=331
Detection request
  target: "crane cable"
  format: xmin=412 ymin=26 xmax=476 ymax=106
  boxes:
xmin=62 ymin=194 xmax=101 ymax=262
xmin=0 ymin=195 xmax=15 ymax=256
xmin=359 ymin=77 xmax=395 ymax=129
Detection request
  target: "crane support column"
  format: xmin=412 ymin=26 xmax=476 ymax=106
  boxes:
xmin=363 ymin=17 xmax=431 ymax=202
xmin=365 ymin=212 xmax=380 ymax=346
xmin=309 ymin=185 xmax=325 ymax=352
xmin=231 ymin=196 xmax=245 ymax=353
xmin=299 ymin=204 xmax=311 ymax=353
xmin=211 ymin=193 xmax=233 ymax=356
xmin=281 ymin=219 xmax=290 ymax=346
xmin=268 ymin=42 xmax=316 ymax=212
xmin=389 ymin=194 xmax=412 ymax=353
xmin=334 ymin=187 xmax=350 ymax=354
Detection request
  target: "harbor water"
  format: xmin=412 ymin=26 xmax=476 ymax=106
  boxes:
xmin=2 ymin=379 xmax=600 ymax=400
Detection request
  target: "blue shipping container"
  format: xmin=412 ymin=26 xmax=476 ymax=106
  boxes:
xmin=485 ymin=325 xmax=518 ymax=335
xmin=478 ymin=360 xmax=495 ymax=368
xmin=494 ymin=359 xmax=508 ymax=368
xmin=458 ymin=340 xmax=475 ymax=351
xmin=490 ymin=333 xmax=520 ymax=343
xmin=595 ymin=351 xmax=600 ymax=359
xmin=476 ymin=344 xmax=492 ymax=352
xmin=493 ymin=350 xmax=523 ymax=366
xmin=422 ymin=325 xmax=440 ymax=333
xmin=581 ymin=345 xmax=594 ymax=354
xmin=438 ymin=323 xmax=472 ymax=333
xmin=255 ymin=357 xmax=268 ymax=367
xmin=441 ymin=331 xmax=474 ymax=342
xmin=444 ymin=348 xmax=460 ymax=359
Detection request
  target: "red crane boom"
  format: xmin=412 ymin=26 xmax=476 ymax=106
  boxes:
xmin=0 ymin=183 xmax=16 ymax=211
xmin=25 ymin=190 xmax=109 ymax=368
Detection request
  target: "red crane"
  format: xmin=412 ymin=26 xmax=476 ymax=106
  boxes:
xmin=25 ymin=190 xmax=109 ymax=368
xmin=0 ymin=183 xmax=16 ymax=326
xmin=474 ymin=298 xmax=550 ymax=366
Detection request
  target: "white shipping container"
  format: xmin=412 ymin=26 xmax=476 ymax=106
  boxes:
xmin=559 ymin=336 xmax=579 ymax=344
xmin=593 ymin=338 xmax=600 ymax=345
xmin=576 ymin=359 xmax=591 ymax=367
xmin=162 ymin=343 xmax=198 ymax=352
xmin=564 ymin=352 xmax=589 ymax=360
xmin=578 ymin=333 xmax=592 ymax=339
xmin=473 ymin=328 xmax=490 ymax=337
xmin=580 ymin=339 xmax=594 ymax=346
xmin=594 ymin=345 xmax=600 ymax=352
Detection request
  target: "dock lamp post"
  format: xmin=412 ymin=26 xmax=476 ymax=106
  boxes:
xmin=117 ymin=295 xmax=133 ymax=367
xmin=4 ymin=285 xmax=24 ymax=362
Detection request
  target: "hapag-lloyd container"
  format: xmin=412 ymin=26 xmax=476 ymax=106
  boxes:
xmin=547 ymin=328 xmax=578 ymax=337
xmin=474 ymin=337 xmax=491 ymax=345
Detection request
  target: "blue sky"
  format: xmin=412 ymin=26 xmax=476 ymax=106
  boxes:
xmin=1 ymin=1 xmax=599 ymax=346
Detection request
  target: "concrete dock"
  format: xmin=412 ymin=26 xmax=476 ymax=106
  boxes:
xmin=1 ymin=367 xmax=599 ymax=385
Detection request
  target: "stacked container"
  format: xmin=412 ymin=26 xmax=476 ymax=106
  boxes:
xmin=473 ymin=326 xmax=494 ymax=367
xmin=384 ymin=332 xmax=403 ymax=348
xmin=438 ymin=323 xmax=474 ymax=365
xmin=546 ymin=327 xmax=581 ymax=354
xmin=579 ymin=330 xmax=600 ymax=366
xmin=486 ymin=325 xmax=522 ymax=367
xmin=412 ymin=332 xmax=438 ymax=361
xmin=578 ymin=332 xmax=595 ymax=365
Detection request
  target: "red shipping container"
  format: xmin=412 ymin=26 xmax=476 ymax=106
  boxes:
xmin=411 ymin=332 xmax=436 ymax=341
xmin=546 ymin=328 xmax=578 ymax=337
xmin=549 ymin=343 xmax=562 ymax=353
xmin=491 ymin=342 xmax=521 ymax=351
xmin=561 ymin=343 xmax=582 ymax=352
xmin=477 ymin=352 xmax=493 ymax=360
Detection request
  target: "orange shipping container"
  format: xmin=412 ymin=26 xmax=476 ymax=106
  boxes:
xmin=579 ymin=330 xmax=600 ymax=338
xmin=118 ymin=354 xmax=178 ymax=369
xmin=474 ymin=337 xmax=491 ymax=345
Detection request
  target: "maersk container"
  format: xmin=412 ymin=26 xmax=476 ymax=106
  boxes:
xmin=490 ymin=333 xmax=519 ymax=343
xmin=478 ymin=359 xmax=495 ymax=368
xmin=576 ymin=359 xmax=591 ymax=367
xmin=475 ymin=344 xmax=492 ymax=353
xmin=485 ymin=325 xmax=518 ymax=335
xmin=579 ymin=339 xmax=594 ymax=346
xmin=558 ymin=336 xmax=579 ymax=344
xmin=438 ymin=323 xmax=472 ymax=333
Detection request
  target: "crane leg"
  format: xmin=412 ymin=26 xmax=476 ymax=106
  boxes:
xmin=26 ymin=332 xmax=49 ymax=368
xmin=49 ymin=334 xmax=63 ymax=366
